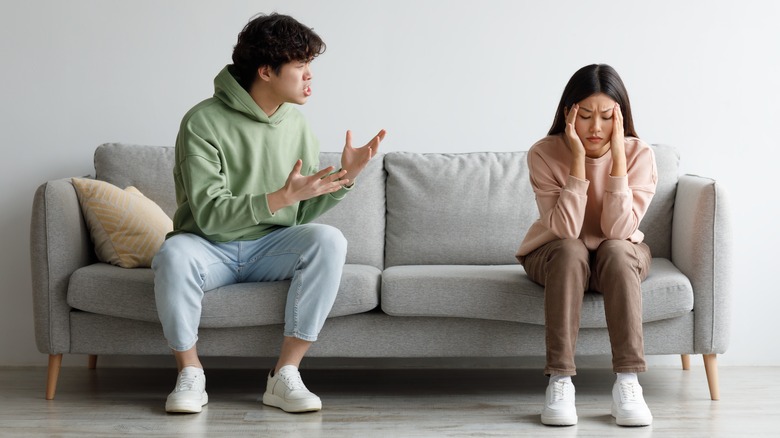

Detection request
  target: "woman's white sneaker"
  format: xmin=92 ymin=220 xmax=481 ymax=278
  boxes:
xmin=541 ymin=380 xmax=578 ymax=426
xmin=165 ymin=366 xmax=208 ymax=413
xmin=262 ymin=365 xmax=322 ymax=413
xmin=612 ymin=380 xmax=653 ymax=426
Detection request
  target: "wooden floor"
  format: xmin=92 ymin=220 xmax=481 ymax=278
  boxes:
xmin=0 ymin=365 xmax=777 ymax=437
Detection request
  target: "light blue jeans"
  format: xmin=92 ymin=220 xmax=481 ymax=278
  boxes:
xmin=152 ymin=223 xmax=347 ymax=352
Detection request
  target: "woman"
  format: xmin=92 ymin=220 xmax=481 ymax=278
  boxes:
xmin=516 ymin=64 xmax=657 ymax=427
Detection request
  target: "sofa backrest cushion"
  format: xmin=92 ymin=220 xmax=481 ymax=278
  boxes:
xmin=313 ymin=152 xmax=386 ymax=269
xmin=384 ymin=146 xmax=679 ymax=267
xmin=93 ymin=143 xmax=678 ymax=269
xmin=640 ymin=144 xmax=679 ymax=259
xmin=93 ymin=144 xmax=385 ymax=269
xmin=385 ymin=151 xmax=537 ymax=267
xmin=95 ymin=143 xmax=177 ymax=217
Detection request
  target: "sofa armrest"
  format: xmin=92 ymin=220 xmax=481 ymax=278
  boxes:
xmin=671 ymin=174 xmax=732 ymax=354
xmin=30 ymin=179 xmax=94 ymax=354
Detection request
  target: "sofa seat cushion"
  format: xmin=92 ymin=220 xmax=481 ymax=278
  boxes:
xmin=381 ymin=258 xmax=692 ymax=328
xmin=68 ymin=263 xmax=381 ymax=327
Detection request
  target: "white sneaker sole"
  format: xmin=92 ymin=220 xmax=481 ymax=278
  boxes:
xmin=612 ymin=404 xmax=652 ymax=426
xmin=541 ymin=411 xmax=577 ymax=426
xmin=262 ymin=393 xmax=322 ymax=413
xmin=166 ymin=393 xmax=208 ymax=414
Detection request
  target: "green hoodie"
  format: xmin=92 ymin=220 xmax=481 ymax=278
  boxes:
xmin=168 ymin=65 xmax=349 ymax=242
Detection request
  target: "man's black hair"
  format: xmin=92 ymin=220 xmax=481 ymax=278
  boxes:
xmin=231 ymin=13 xmax=326 ymax=91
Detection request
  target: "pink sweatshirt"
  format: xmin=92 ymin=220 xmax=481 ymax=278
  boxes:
xmin=516 ymin=134 xmax=657 ymax=261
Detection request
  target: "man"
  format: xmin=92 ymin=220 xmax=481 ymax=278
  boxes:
xmin=153 ymin=12 xmax=386 ymax=414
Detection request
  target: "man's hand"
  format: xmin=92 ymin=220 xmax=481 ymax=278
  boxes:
xmin=267 ymin=160 xmax=349 ymax=213
xmin=340 ymin=129 xmax=387 ymax=184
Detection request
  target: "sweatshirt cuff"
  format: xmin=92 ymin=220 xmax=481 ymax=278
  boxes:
xmin=252 ymin=193 xmax=275 ymax=220
xmin=564 ymin=175 xmax=589 ymax=195
xmin=606 ymin=174 xmax=629 ymax=192
xmin=329 ymin=183 xmax=352 ymax=200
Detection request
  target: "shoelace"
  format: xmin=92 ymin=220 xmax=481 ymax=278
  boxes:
xmin=176 ymin=372 xmax=200 ymax=392
xmin=551 ymin=381 xmax=573 ymax=402
xmin=279 ymin=370 xmax=306 ymax=390
xmin=618 ymin=381 xmax=641 ymax=402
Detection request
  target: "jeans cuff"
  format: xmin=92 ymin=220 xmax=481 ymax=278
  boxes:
xmin=284 ymin=331 xmax=318 ymax=342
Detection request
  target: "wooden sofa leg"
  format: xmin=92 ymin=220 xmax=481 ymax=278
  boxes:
xmin=88 ymin=355 xmax=97 ymax=370
xmin=703 ymin=354 xmax=720 ymax=400
xmin=46 ymin=354 xmax=63 ymax=400
xmin=681 ymin=354 xmax=691 ymax=370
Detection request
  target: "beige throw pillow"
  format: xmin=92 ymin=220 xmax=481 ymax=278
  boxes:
xmin=71 ymin=177 xmax=172 ymax=268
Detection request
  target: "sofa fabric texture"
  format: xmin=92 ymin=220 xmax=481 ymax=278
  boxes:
xmin=31 ymin=143 xmax=731 ymax=363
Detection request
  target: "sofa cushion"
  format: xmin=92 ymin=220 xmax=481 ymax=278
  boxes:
xmin=381 ymin=258 xmax=693 ymax=328
xmin=639 ymin=144 xmax=679 ymax=259
xmin=71 ymin=178 xmax=172 ymax=268
xmin=384 ymin=151 xmax=536 ymax=267
xmin=93 ymin=144 xmax=385 ymax=269
xmin=383 ymin=146 xmax=679 ymax=267
xmin=94 ymin=143 xmax=178 ymax=217
xmin=313 ymin=152 xmax=386 ymax=269
xmin=67 ymin=263 xmax=381 ymax=327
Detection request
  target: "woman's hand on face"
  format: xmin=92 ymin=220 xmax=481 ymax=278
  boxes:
xmin=565 ymin=104 xmax=585 ymax=158
xmin=609 ymin=103 xmax=627 ymax=176
xmin=610 ymin=103 xmax=625 ymax=158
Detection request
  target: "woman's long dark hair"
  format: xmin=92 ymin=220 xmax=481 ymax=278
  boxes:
xmin=548 ymin=64 xmax=637 ymax=138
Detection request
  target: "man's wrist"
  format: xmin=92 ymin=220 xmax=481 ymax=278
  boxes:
xmin=267 ymin=188 xmax=292 ymax=213
xmin=340 ymin=168 xmax=355 ymax=186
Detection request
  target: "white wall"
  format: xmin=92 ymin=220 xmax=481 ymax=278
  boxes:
xmin=2 ymin=0 xmax=778 ymax=367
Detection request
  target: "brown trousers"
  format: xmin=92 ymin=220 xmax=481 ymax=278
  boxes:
xmin=522 ymin=239 xmax=652 ymax=376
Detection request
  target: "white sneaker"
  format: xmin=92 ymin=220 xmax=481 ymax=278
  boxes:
xmin=262 ymin=365 xmax=322 ymax=413
xmin=541 ymin=380 xmax=577 ymax=426
xmin=165 ymin=366 xmax=208 ymax=413
xmin=612 ymin=380 xmax=653 ymax=426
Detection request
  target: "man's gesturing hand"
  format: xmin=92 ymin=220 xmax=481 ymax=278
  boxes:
xmin=341 ymin=129 xmax=386 ymax=184
xmin=267 ymin=160 xmax=349 ymax=213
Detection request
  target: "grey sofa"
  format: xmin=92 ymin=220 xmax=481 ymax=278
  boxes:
xmin=31 ymin=143 xmax=731 ymax=401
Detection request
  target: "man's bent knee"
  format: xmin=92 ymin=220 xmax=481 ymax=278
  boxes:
xmin=305 ymin=224 xmax=348 ymax=256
